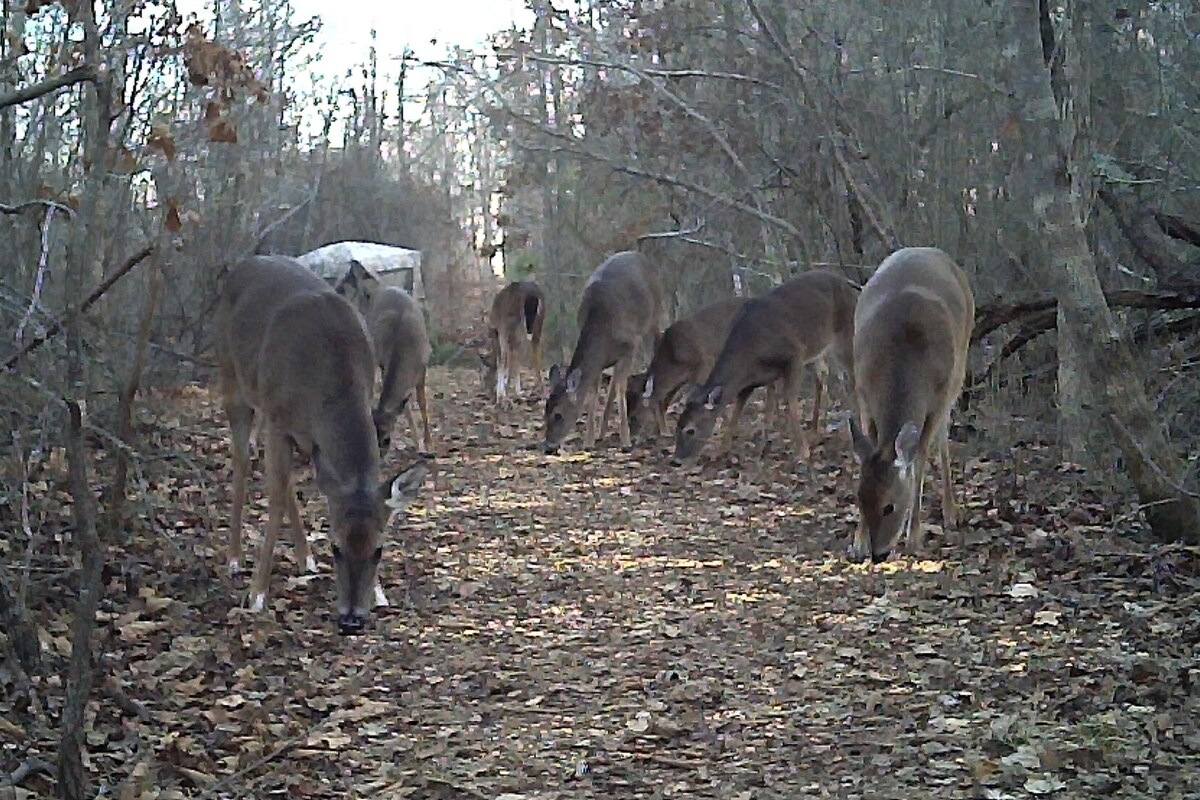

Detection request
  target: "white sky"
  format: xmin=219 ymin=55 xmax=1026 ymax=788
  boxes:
xmin=286 ymin=0 xmax=532 ymax=77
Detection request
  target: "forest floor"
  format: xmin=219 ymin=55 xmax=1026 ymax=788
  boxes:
xmin=3 ymin=366 xmax=1199 ymax=800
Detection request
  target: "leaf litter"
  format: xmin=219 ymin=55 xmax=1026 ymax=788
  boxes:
xmin=1 ymin=368 xmax=1198 ymax=798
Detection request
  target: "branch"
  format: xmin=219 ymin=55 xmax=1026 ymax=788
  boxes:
xmin=1155 ymin=211 xmax=1200 ymax=249
xmin=0 ymin=199 xmax=77 ymax=217
xmin=496 ymin=50 xmax=784 ymax=91
xmin=0 ymin=65 xmax=98 ymax=109
xmin=636 ymin=217 xmax=705 ymax=244
xmin=250 ymin=178 xmax=322 ymax=253
xmin=1099 ymin=184 xmax=1198 ymax=283
xmin=3 ymin=243 xmax=155 ymax=371
xmin=971 ymin=282 xmax=1200 ymax=343
xmin=964 ymin=284 xmax=1200 ymax=395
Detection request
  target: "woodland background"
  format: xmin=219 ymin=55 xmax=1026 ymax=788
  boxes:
xmin=1 ymin=1 xmax=1199 ymax=798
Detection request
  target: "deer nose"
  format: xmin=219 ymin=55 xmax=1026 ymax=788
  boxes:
xmin=541 ymin=441 xmax=559 ymax=455
xmin=669 ymin=457 xmax=683 ymax=467
xmin=871 ymin=550 xmax=891 ymax=564
xmin=337 ymin=612 xmax=366 ymax=636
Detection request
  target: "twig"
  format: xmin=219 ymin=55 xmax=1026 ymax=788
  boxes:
xmin=14 ymin=204 xmax=61 ymax=346
xmin=194 ymin=721 xmax=328 ymax=800
xmin=1107 ymin=413 xmax=1200 ymax=500
xmin=5 ymin=756 xmax=53 ymax=786
xmin=0 ymin=199 xmax=77 ymax=217
xmin=3 ymin=243 xmax=154 ymax=371
xmin=0 ymin=65 xmax=98 ymax=109
xmin=636 ymin=218 xmax=706 ymax=244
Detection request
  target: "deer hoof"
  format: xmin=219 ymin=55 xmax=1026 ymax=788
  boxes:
xmin=248 ymin=592 xmax=266 ymax=613
xmin=373 ymin=584 xmax=390 ymax=608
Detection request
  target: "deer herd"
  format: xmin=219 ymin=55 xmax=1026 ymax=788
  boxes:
xmin=214 ymin=245 xmax=974 ymax=634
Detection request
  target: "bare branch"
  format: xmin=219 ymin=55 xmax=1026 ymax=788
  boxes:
xmin=3 ymin=244 xmax=155 ymax=372
xmin=0 ymin=65 xmax=98 ymax=109
xmin=0 ymin=199 xmax=77 ymax=217
xmin=497 ymin=50 xmax=784 ymax=92
xmin=637 ymin=218 xmax=706 ymax=243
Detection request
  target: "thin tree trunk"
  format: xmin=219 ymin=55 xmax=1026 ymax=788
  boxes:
xmin=58 ymin=3 xmax=111 ymax=796
xmin=1000 ymin=0 xmax=1199 ymax=542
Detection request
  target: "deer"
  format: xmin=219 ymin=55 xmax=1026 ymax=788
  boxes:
xmin=214 ymin=255 xmax=428 ymax=635
xmin=334 ymin=260 xmax=434 ymax=455
xmin=624 ymin=297 xmax=780 ymax=441
xmin=542 ymin=250 xmax=665 ymax=453
xmin=848 ymin=246 xmax=975 ymax=563
xmin=673 ymin=270 xmax=858 ymax=464
xmin=487 ymin=280 xmax=546 ymax=404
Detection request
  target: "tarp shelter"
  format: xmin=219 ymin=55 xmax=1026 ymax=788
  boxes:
xmin=296 ymin=241 xmax=424 ymax=300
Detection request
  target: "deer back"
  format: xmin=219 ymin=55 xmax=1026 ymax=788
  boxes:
xmin=215 ymin=255 xmax=378 ymax=466
xmin=367 ymin=287 xmax=431 ymax=431
xmin=643 ymin=297 xmax=749 ymax=399
xmin=702 ymin=270 xmax=857 ymax=398
xmin=852 ymin=247 xmax=974 ymax=449
xmin=573 ymin=250 xmax=662 ymax=368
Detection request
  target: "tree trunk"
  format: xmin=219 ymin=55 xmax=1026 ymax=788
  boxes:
xmin=1000 ymin=0 xmax=1199 ymax=542
xmin=57 ymin=4 xmax=110 ymax=797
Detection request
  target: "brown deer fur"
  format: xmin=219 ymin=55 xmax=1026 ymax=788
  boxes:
xmin=849 ymin=247 xmax=975 ymax=563
xmin=214 ymin=255 xmax=426 ymax=634
xmin=673 ymin=270 xmax=858 ymax=463
xmin=487 ymin=280 xmax=546 ymax=403
xmin=542 ymin=251 xmax=665 ymax=451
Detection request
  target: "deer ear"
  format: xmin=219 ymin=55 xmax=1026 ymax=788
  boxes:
xmin=704 ymin=385 xmax=723 ymax=410
xmin=848 ymin=416 xmax=873 ymax=464
xmin=332 ymin=268 xmax=356 ymax=296
xmin=893 ymin=421 xmax=921 ymax=471
xmin=565 ymin=368 xmax=582 ymax=396
xmin=382 ymin=462 xmax=429 ymax=511
xmin=642 ymin=374 xmax=655 ymax=400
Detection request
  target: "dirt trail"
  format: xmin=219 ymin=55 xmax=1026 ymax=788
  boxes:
xmin=11 ymin=367 xmax=1197 ymax=799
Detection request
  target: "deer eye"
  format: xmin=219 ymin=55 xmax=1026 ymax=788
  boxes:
xmin=882 ymin=503 xmax=895 ymax=516
xmin=553 ymin=412 xmax=563 ymax=422
xmin=685 ymin=428 xmax=695 ymax=437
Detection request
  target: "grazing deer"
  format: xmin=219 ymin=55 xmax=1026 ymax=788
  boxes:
xmin=673 ymin=270 xmax=858 ymax=464
xmin=542 ymin=250 xmax=665 ymax=452
xmin=214 ymin=255 xmax=428 ymax=634
xmin=487 ymin=280 xmax=546 ymax=403
xmin=848 ymin=247 xmax=974 ymax=563
xmin=624 ymin=297 xmax=776 ymax=439
xmin=334 ymin=261 xmax=434 ymax=455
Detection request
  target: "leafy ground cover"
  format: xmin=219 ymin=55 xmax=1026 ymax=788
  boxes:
xmin=2 ymin=367 xmax=1198 ymax=799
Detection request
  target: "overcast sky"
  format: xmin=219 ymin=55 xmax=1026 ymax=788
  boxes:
xmin=286 ymin=0 xmax=532 ymax=76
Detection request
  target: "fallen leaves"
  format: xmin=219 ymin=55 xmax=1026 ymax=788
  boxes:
xmin=2 ymin=368 xmax=1199 ymax=799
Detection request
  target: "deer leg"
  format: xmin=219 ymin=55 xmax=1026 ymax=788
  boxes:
xmin=495 ymin=332 xmax=510 ymax=404
xmin=784 ymin=368 xmax=811 ymax=463
xmin=415 ymin=373 xmax=433 ymax=454
xmin=904 ymin=454 xmax=930 ymax=557
xmin=250 ymin=428 xmax=292 ymax=612
xmin=939 ymin=419 xmax=958 ymax=528
xmin=611 ymin=358 xmax=635 ymax=449
xmin=224 ymin=397 xmax=254 ymax=576
xmin=655 ymin=395 xmax=670 ymax=438
xmin=719 ymin=388 xmax=753 ymax=455
xmin=284 ymin=484 xmax=313 ymax=574
xmin=598 ymin=371 xmax=621 ymax=444
xmin=809 ymin=360 xmax=827 ymax=457
xmin=532 ymin=340 xmax=544 ymax=389
xmin=583 ymin=386 xmax=600 ymax=447
xmin=764 ymin=382 xmax=778 ymax=429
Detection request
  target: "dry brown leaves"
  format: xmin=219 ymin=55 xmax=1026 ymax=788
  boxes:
xmin=2 ymin=369 xmax=1198 ymax=799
